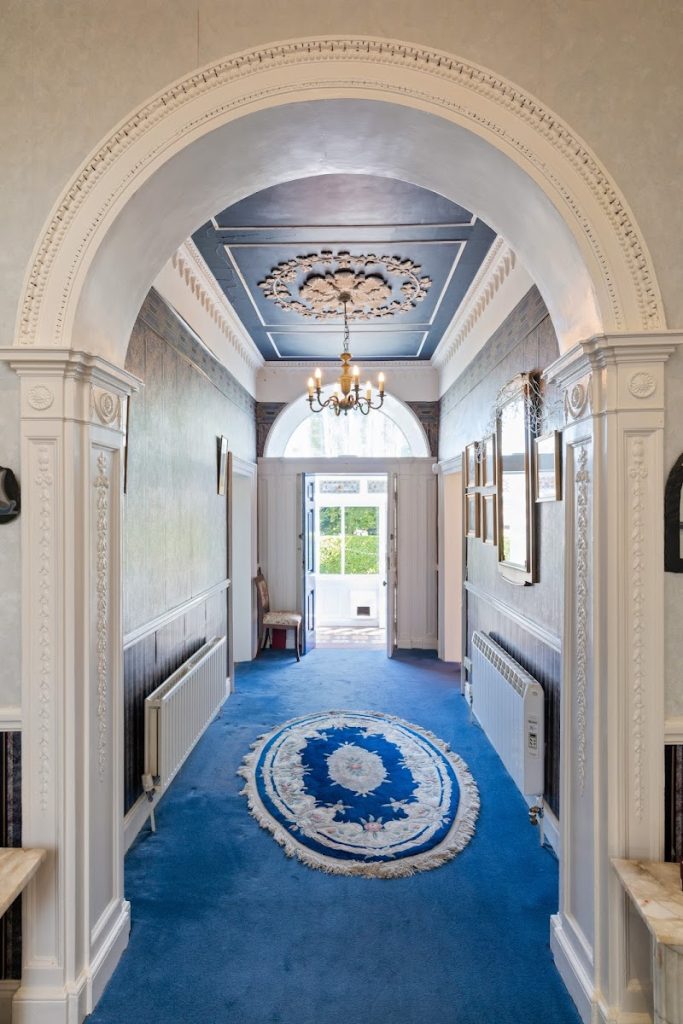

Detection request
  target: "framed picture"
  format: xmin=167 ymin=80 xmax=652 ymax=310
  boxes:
xmin=464 ymin=443 xmax=479 ymax=489
xmin=465 ymin=491 xmax=480 ymax=538
xmin=481 ymin=493 xmax=497 ymax=545
xmin=217 ymin=435 xmax=228 ymax=495
xmin=482 ymin=434 xmax=496 ymax=488
xmin=535 ymin=431 xmax=562 ymax=502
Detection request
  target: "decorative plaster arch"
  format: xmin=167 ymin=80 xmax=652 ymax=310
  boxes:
xmin=264 ymin=389 xmax=431 ymax=458
xmin=13 ymin=36 xmax=665 ymax=367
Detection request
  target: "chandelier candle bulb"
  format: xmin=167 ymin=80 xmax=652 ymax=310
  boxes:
xmin=307 ymin=377 xmax=315 ymax=397
xmin=314 ymin=368 xmax=322 ymax=382
xmin=378 ymin=372 xmax=385 ymax=394
xmin=366 ymin=381 xmax=372 ymax=400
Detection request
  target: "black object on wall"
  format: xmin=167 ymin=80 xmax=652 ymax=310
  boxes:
xmin=0 ymin=733 xmax=22 ymax=980
xmin=0 ymin=467 xmax=20 ymax=523
xmin=665 ymin=744 xmax=683 ymax=862
xmin=664 ymin=454 xmax=683 ymax=572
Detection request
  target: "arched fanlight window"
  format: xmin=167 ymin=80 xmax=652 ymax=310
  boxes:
xmin=264 ymin=390 xmax=430 ymax=459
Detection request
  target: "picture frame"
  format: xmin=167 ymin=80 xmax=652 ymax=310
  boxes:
xmin=465 ymin=490 xmax=480 ymax=538
xmin=464 ymin=443 xmax=479 ymax=489
xmin=217 ymin=435 xmax=228 ymax=495
xmin=496 ymin=372 xmax=536 ymax=585
xmin=535 ymin=431 xmax=562 ymax=502
xmin=482 ymin=434 xmax=496 ymax=488
xmin=481 ymin=492 xmax=497 ymax=545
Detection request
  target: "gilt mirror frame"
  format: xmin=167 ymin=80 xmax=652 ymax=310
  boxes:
xmin=496 ymin=372 xmax=537 ymax=585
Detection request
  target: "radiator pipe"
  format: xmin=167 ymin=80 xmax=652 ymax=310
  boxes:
xmin=142 ymin=773 xmax=158 ymax=833
xmin=528 ymin=800 xmax=544 ymax=846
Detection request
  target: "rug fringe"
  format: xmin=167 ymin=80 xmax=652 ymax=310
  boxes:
xmin=237 ymin=709 xmax=480 ymax=880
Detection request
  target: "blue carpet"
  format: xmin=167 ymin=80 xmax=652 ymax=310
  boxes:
xmin=88 ymin=649 xmax=581 ymax=1024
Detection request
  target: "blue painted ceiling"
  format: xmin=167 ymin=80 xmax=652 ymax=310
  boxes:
xmin=192 ymin=175 xmax=496 ymax=362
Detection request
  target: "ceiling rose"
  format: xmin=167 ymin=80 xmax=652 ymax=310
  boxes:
xmin=258 ymin=250 xmax=432 ymax=320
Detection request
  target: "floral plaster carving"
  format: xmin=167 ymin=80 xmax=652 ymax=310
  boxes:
xmin=35 ymin=444 xmax=53 ymax=811
xmin=28 ymin=385 xmax=54 ymax=411
xmin=94 ymin=451 xmax=110 ymax=782
xmin=16 ymin=40 xmax=663 ymax=348
xmin=628 ymin=436 xmax=647 ymax=821
xmin=575 ymin=443 xmax=590 ymax=795
xmin=565 ymin=380 xmax=590 ymax=422
xmin=628 ymin=371 xmax=656 ymax=400
xmin=92 ymin=388 xmax=120 ymax=426
xmin=259 ymin=252 xmax=431 ymax=320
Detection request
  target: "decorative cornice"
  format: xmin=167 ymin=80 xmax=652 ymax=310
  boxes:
xmin=547 ymin=332 xmax=682 ymax=390
xmin=432 ymin=237 xmax=516 ymax=369
xmin=14 ymin=36 xmax=664 ymax=350
xmin=170 ymin=242 xmax=264 ymax=374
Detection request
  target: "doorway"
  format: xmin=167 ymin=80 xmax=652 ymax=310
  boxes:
xmin=312 ymin=474 xmax=387 ymax=649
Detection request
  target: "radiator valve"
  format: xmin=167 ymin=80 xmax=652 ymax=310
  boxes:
xmin=528 ymin=803 xmax=544 ymax=827
xmin=142 ymin=773 xmax=157 ymax=801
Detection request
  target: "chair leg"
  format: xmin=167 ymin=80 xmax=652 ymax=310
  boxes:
xmin=295 ymin=624 xmax=301 ymax=662
xmin=260 ymin=627 xmax=267 ymax=651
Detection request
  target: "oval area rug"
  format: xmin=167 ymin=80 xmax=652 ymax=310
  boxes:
xmin=238 ymin=710 xmax=479 ymax=878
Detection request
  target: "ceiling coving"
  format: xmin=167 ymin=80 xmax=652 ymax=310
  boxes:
xmin=258 ymin=251 xmax=432 ymax=321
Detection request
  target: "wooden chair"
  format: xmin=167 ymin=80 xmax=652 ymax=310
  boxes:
xmin=254 ymin=570 xmax=302 ymax=661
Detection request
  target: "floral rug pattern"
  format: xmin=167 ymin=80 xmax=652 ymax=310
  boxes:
xmin=239 ymin=710 xmax=479 ymax=878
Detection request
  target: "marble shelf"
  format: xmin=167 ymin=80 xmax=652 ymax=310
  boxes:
xmin=0 ymin=848 xmax=46 ymax=918
xmin=612 ymin=859 xmax=683 ymax=1024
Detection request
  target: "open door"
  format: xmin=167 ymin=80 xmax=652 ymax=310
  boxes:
xmin=386 ymin=471 xmax=398 ymax=657
xmin=299 ymin=472 xmax=316 ymax=655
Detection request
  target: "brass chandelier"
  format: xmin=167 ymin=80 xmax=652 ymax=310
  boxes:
xmin=307 ymin=293 xmax=385 ymax=416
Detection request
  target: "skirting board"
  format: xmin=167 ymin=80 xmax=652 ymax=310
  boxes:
xmin=0 ymin=981 xmax=19 ymax=1024
xmin=543 ymin=805 xmax=560 ymax=856
xmin=550 ymin=915 xmax=593 ymax=1024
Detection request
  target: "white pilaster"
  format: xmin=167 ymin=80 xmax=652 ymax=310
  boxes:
xmin=2 ymin=350 xmax=140 ymax=1024
xmin=547 ymin=332 xmax=683 ymax=1023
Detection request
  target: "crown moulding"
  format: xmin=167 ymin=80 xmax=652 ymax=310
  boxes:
xmin=15 ymin=36 xmax=663 ymax=350
xmin=168 ymin=241 xmax=264 ymax=374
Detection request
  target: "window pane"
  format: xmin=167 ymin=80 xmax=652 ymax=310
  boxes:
xmin=284 ymin=408 xmax=412 ymax=457
xmin=319 ymin=536 xmax=342 ymax=574
xmin=319 ymin=506 xmax=341 ymax=536
xmin=345 ymin=535 xmax=379 ymax=574
xmin=345 ymin=506 xmax=378 ymax=536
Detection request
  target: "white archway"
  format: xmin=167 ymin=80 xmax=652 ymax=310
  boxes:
xmin=264 ymin=390 xmax=430 ymax=458
xmin=14 ymin=37 xmax=665 ymax=367
xmin=4 ymin=36 xmax=677 ymax=1024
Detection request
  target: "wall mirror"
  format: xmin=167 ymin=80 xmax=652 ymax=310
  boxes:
xmin=496 ymin=373 xmax=536 ymax=585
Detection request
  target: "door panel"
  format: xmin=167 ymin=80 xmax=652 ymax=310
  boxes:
xmin=386 ymin=472 xmax=398 ymax=657
xmin=300 ymin=473 xmax=316 ymax=654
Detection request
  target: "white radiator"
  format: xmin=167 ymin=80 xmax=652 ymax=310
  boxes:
xmin=143 ymin=636 xmax=227 ymax=801
xmin=471 ymin=631 xmax=544 ymax=798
